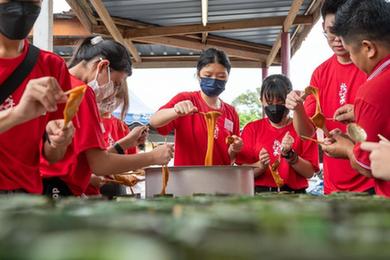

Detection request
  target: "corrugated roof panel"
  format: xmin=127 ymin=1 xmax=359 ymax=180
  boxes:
xmin=102 ymin=0 xmax=312 ymax=26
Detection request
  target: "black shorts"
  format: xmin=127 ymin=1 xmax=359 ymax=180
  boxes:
xmin=42 ymin=177 xmax=73 ymax=199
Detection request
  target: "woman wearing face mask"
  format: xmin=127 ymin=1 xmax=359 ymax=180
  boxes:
xmin=150 ymin=48 xmax=242 ymax=166
xmin=86 ymin=80 xmax=148 ymax=195
xmin=236 ymin=75 xmax=319 ymax=193
xmin=40 ymin=36 xmax=173 ymax=197
xmin=0 ymin=0 xmax=75 ymax=194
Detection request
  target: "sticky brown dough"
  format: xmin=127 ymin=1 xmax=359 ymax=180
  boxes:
xmin=269 ymin=162 xmax=284 ymax=188
xmin=160 ymin=165 xmax=169 ymax=195
xmin=305 ymin=86 xmax=326 ymax=130
xmin=203 ymin=111 xmax=222 ymax=166
xmin=63 ymin=85 xmax=87 ymax=129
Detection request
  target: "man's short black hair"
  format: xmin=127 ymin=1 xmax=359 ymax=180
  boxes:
xmin=321 ymin=0 xmax=348 ymax=19
xmin=331 ymin=0 xmax=390 ymax=46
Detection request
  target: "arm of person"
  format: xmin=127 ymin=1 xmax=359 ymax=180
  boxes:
xmin=0 ymin=77 xmax=68 ymax=134
xmin=0 ymin=108 xmax=24 ymax=133
xmin=241 ymin=161 xmax=267 ymax=178
xmin=289 ymin=155 xmax=316 ymax=178
xmin=149 ymin=100 xmax=197 ymax=128
xmin=286 ymin=91 xmax=316 ymax=137
xmin=107 ymin=125 xmax=148 ymax=153
xmin=43 ymin=120 xmax=75 ymax=163
xmin=86 ymin=144 xmax=173 ymax=176
xmin=320 ymin=133 xmax=373 ymax=178
xmin=228 ymin=135 xmax=243 ymax=162
xmin=149 ymin=108 xmax=179 ymax=128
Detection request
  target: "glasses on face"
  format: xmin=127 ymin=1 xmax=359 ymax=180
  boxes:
xmin=323 ymin=31 xmax=338 ymax=42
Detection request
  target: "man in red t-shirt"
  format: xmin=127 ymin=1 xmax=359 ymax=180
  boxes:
xmin=0 ymin=1 xmax=74 ymax=194
xmin=285 ymin=0 xmax=374 ymax=194
xmin=322 ymin=0 xmax=390 ymax=197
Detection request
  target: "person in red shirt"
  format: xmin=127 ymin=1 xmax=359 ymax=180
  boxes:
xmin=285 ymin=0 xmax=374 ymax=194
xmin=86 ymin=80 xmax=147 ymax=195
xmin=236 ymin=75 xmax=319 ymax=193
xmin=0 ymin=0 xmax=75 ymax=194
xmin=320 ymin=0 xmax=390 ymax=197
xmin=149 ymin=48 xmax=242 ymax=166
xmin=40 ymin=36 xmax=172 ymax=197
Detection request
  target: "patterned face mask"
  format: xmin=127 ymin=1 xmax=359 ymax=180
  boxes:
xmin=98 ymin=95 xmax=121 ymax=115
xmin=88 ymin=66 xmax=115 ymax=103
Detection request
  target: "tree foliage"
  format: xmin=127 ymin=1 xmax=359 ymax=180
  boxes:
xmin=232 ymin=89 xmax=263 ymax=129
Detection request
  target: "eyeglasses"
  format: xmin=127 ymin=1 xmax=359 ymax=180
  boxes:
xmin=323 ymin=31 xmax=338 ymax=42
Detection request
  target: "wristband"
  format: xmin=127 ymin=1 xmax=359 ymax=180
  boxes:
xmin=113 ymin=142 xmax=125 ymax=154
xmin=287 ymin=151 xmax=299 ymax=165
xmin=281 ymin=149 xmax=294 ymax=159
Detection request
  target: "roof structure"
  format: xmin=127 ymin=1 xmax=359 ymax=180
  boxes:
xmin=58 ymin=0 xmax=323 ymax=68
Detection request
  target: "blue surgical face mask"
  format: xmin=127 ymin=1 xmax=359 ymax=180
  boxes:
xmin=200 ymin=77 xmax=226 ymax=97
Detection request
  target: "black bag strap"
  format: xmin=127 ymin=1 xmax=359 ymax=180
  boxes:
xmin=0 ymin=44 xmax=40 ymax=105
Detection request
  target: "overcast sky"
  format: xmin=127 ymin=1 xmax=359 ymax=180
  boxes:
xmin=53 ymin=1 xmax=332 ymax=112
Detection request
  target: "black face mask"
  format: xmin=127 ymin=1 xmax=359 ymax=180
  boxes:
xmin=264 ymin=104 xmax=288 ymax=124
xmin=0 ymin=2 xmax=41 ymax=40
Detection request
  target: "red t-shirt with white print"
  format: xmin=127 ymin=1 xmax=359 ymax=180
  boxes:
xmin=236 ymin=119 xmax=319 ymax=189
xmin=304 ymin=54 xmax=374 ymax=194
xmin=156 ymin=91 xmax=240 ymax=166
xmin=40 ymin=76 xmax=107 ymax=196
xmin=0 ymin=41 xmax=71 ymax=194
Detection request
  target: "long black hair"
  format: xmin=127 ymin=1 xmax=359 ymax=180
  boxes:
xmin=196 ymin=48 xmax=231 ymax=74
xmin=68 ymin=36 xmax=132 ymax=76
xmin=260 ymin=74 xmax=292 ymax=103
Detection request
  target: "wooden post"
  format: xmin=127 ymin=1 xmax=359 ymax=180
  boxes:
xmin=33 ymin=0 xmax=53 ymax=51
xmin=281 ymin=32 xmax=290 ymax=77
xmin=262 ymin=67 xmax=269 ymax=80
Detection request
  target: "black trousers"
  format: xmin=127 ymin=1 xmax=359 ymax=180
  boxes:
xmin=255 ymin=185 xmax=306 ymax=194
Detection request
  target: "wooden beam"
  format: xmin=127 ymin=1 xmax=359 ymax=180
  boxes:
xmin=202 ymin=32 xmax=208 ymax=44
xmin=266 ymin=0 xmax=305 ymax=67
xmin=89 ymin=0 xmax=141 ymax=62
xmin=65 ymin=0 xmax=96 ymax=32
xmin=98 ymin=16 xmax=273 ymax=55
xmin=125 ymin=15 xmax=313 ymax=39
xmin=57 ymin=12 xmax=271 ymax=61
xmin=134 ymin=58 xmax=262 ymax=69
xmin=134 ymin=36 xmax=267 ymax=62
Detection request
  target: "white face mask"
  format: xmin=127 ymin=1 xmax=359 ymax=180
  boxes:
xmin=88 ymin=66 xmax=115 ymax=103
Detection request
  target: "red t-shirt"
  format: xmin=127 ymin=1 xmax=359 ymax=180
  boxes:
xmin=0 ymin=41 xmax=71 ymax=194
xmin=84 ymin=116 xmax=136 ymax=195
xmin=40 ymin=75 xmax=107 ymax=195
xmin=305 ymin=55 xmax=374 ymax=194
xmin=353 ymin=55 xmax=390 ymax=197
xmin=236 ymin=119 xmax=319 ymax=189
xmin=157 ymin=91 xmax=240 ymax=166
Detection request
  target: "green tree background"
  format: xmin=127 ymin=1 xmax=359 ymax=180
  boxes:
xmin=232 ymin=89 xmax=263 ymax=129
